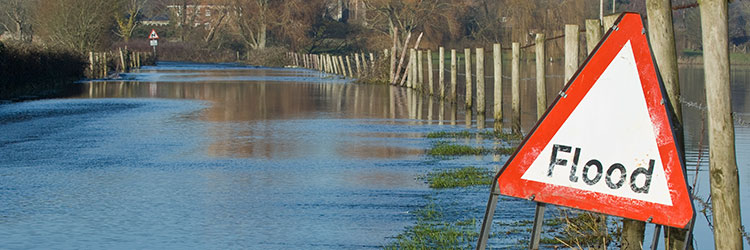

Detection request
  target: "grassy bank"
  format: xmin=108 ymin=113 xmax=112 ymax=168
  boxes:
xmin=0 ymin=42 xmax=86 ymax=101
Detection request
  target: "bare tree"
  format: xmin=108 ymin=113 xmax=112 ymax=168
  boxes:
xmin=115 ymin=0 xmax=148 ymax=42
xmin=231 ymin=0 xmax=269 ymax=50
xmin=363 ymin=0 xmax=465 ymax=48
xmin=0 ymin=0 xmax=36 ymax=42
xmin=35 ymin=0 xmax=114 ymax=52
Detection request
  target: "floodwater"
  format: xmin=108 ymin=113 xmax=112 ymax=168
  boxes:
xmin=0 ymin=61 xmax=748 ymax=249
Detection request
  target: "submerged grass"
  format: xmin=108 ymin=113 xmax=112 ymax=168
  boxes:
xmin=384 ymin=203 xmax=479 ymax=249
xmin=427 ymin=141 xmax=516 ymax=157
xmin=426 ymin=167 xmax=494 ymax=189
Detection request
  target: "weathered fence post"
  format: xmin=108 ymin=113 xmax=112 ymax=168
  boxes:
xmin=701 ymin=0 xmax=742 ymax=249
xmin=493 ymin=43 xmax=502 ymax=131
xmin=535 ymin=33 xmax=547 ymax=119
xmin=355 ymin=54 xmax=362 ymax=77
xmin=346 ymin=56 xmax=353 ymax=78
xmin=428 ymin=49 xmax=434 ymax=95
xmin=586 ymin=19 xmax=602 ymax=54
xmin=119 ymin=48 xmax=127 ymax=72
xmin=512 ymin=42 xmax=521 ymax=133
xmin=451 ymin=49 xmax=457 ymax=101
xmin=439 ymin=47 xmax=445 ymax=98
xmin=418 ymin=50 xmax=424 ymax=88
xmin=89 ymin=52 xmax=95 ymax=77
xmin=369 ymin=53 xmax=375 ymax=70
xmin=102 ymin=52 xmax=108 ymax=78
xmin=407 ymin=49 xmax=417 ymax=88
xmin=603 ymin=14 xmax=618 ymax=31
xmin=391 ymin=28 xmax=398 ymax=83
xmin=340 ymin=56 xmax=347 ymax=76
xmin=476 ymin=48 xmax=485 ymax=116
xmin=646 ymin=1 xmax=689 ymax=247
xmin=464 ymin=48 xmax=473 ymax=109
xmin=565 ymin=24 xmax=579 ymax=83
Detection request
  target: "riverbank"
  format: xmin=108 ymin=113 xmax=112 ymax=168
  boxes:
xmin=0 ymin=42 xmax=86 ymax=101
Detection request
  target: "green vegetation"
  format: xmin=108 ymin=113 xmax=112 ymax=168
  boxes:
xmin=426 ymin=130 xmax=524 ymax=141
xmin=426 ymin=167 xmax=494 ymax=189
xmin=543 ymin=211 xmax=619 ymax=249
xmin=427 ymin=141 xmax=516 ymax=157
xmin=0 ymin=42 xmax=86 ymax=100
xmin=385 ymin=203 xmax=479 ymax=249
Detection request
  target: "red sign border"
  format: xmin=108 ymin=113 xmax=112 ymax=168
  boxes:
xmin=495 ymin=13 xmax=694 ymax=228
xmin=149 ymin=29 xmax=160 ymax=40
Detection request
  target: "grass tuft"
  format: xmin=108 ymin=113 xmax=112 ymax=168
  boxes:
xmin=427 ymin=141 xmax=516 ymax=157
xmin=384 ymin=202 xmax=479 ymax=249
xmin=427 ymin=167 xmax=494 ymax=189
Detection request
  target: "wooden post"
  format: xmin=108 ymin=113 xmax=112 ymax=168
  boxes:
xmin=417 ymin=50 xmax=424 ymax=89
xmin=89 ymin=52 xmax=94 ymax=77
xmin=339 ymin=56 xmax=347 ymax=76
xmin=102 ymin=52 xmax=107 ymax=78
xmin=603 ymin=14 xmax=618 ymax=31
xmin=646 ymin=1 xmax=689 ymax=248
xmin=390 ymin=28 xmax=398 ymax=82
xmin=119 ymin=48 xmax=127 ymax=72
xmin=369 ymin=52 xmax=375 ymax=70
xmin=427 ymin=49 xmax=434 ymax=95
xmin=439 ymin=47 xmax=445 ymax=98
xmin=493 ymin=43 xmax=502 ymax=131
xmin=333 ymin=55 xmax=340 ymax=75
xmin=512 ymin=42 xmax=521 ymax=133
xmin=407 ymin=49 xmax=417 ymax=88
xmin=346 ymin=56 xmax=353 ymax=78
xmin=451 ymin=49 xmax=457 ymax=101
xmin=586 ymin=19 xmax=603 ymax=54
xmin=535 ymin=33 xmax=547 ymax=119
xmin=565 ymin=24 xmax=579 ymax=83
xmin=464 ymin=48 xmax=473 ymax=109
xmin=395 ymin=33 xmax=413 ymax=85
xmin=701 ymin=0 xmax=743 ymax=249
xmin=476 ymin=48 xmax=485 ymax=116
xmin=355 ymin=53 xmax=362 ymax=77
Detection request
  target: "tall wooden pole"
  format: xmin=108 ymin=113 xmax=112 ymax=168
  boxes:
xmin=465 ymin=48 xmax=473 ymax=110
xmin=493 ymin=43 xmax=502 ymax=131
xmin=701 ymin=0 xmax=743 ymax=249
xmin=355 ymin=53 xmax=362 ymax=77
xmin=645 ymin=1 xmax=692 ymax=247
xmin=428 ymin=49 xmax=434 ymax=96
xmin=511 ymin=42 xmax=521 ymax=133
xmin=439 ymin=47 xmax=445 ymax=98
xmin=564 ymin=24 xmax=579 ymax=83
xmin=409 ymin=49 xmax=416 ymax=89
xmin=586 ymin=19 xmax=603 ymax=55
xmin=476 ymin=47 xmax=485 ymax=116
xmin=391 ymin=29 xmax=397 ymax=82
xmin=535 ymin=33 xmax=547 ymax=119
xmin=346 ymin=56 xmax=353 ymax=78
xmin=418 ymin=50 xmax=424 ymax=89
xmin=451 ymin=49 xmax=457 ymax=101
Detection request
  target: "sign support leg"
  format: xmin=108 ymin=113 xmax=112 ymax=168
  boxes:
xmin=682 ymin=217 xmax=695 ymax=250
xmin=529 ymin=202 xmax=546 ymax=250
xmin=476 ymin=181 xmax=500 ymax=250
xmin=651 ymin=224 xmax=661 ymax=250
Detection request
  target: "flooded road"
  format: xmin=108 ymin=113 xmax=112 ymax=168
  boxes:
xmin=0 ymin=61 xmax=748 ymax=249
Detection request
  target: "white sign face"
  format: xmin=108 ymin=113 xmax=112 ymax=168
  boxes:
xmin=520 ymin=41 xmax=672 ymax=206
xmin=150 ymin=40 xmax=158 ymax=47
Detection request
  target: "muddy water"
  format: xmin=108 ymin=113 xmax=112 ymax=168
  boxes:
xmin=0 ymin=61 xmax=748 ymax=249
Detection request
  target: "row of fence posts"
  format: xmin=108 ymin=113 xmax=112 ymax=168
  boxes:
xmin=87 ymin=48 xmax=154 ymax=79
xmin=286 ymin=51 xmax=378 ymax=79
xmin=287 ymin=6 xmax=740 ymax=248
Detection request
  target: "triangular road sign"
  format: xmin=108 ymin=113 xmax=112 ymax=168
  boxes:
xmin=149 ymin=29 xmax=159 ymax=40
xmin=496 ymin=13 xmax=693 ymax=228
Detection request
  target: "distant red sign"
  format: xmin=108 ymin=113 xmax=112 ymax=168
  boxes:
xmin=495 ymin=13 xmax=693 ymax=228
xmin=149 ymin=29 xmax=159 ymax=40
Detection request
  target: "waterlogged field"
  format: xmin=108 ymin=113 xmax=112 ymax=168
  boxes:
xmin=0 ymin=62 xmax=748 ymax=249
